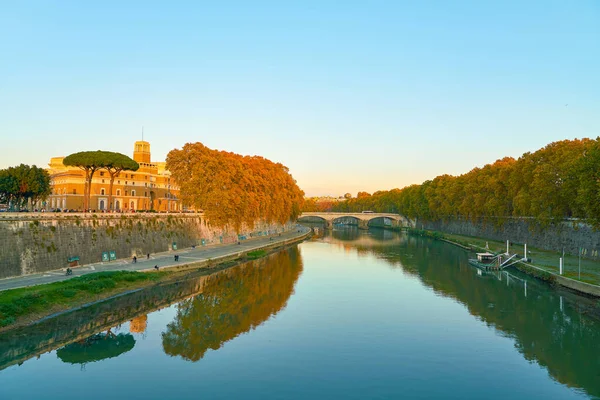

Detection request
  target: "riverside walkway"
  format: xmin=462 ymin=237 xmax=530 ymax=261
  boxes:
xmin=0 ymin=225 xmax=311 ymax=292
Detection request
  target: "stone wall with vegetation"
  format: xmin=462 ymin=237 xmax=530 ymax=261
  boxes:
xmin=419 ymin=217 xmax=600 ymax=259
xmin=0 ymin=213 xmax=292 ymax=279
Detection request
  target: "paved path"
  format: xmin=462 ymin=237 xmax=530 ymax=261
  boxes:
xmin=0 ymin=226 xmax=311 ymax=292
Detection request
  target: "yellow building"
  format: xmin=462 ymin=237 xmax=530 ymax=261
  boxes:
xmin=47 ymin=141 xmax=182 ymax=212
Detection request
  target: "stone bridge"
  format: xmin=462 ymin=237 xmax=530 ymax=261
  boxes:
xmin=299 ymin=212 xmax=415 ymax=230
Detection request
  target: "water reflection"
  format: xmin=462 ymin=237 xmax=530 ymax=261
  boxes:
xmin=0 ymin=246 xmax=303 ymax=370
xmin=318 ymin=228 xmax=600 ymax=398
xmin=1 ymin=226 xmax=599 ymax=399
xmin=162 ymin=247 xmax=303 ymax=361
xmin=0 ymin=268 xmax=211 ymax=371
xmin=57 ymin=331 xmax=135 ymax=366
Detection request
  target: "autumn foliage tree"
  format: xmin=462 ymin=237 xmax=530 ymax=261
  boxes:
xmin=166 ymin=142 xmax=304 ymax=231
xmin=332 ymin=138 xmax=600 ymax=229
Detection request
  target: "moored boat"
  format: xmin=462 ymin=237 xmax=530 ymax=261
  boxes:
xmin=468 ymin=252 xmax=501 ymax=271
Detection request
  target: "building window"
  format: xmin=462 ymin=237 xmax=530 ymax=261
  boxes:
xmin=131 ymin=182 xmax=135 ymax=185
xmin=102 ymin=179 xmax=105 ymax=183
xmin=72 ymin=189 xmax=76 ymax=195
xmin=145 ymin=183 xmax=147 ymax=187
xmin=144 ymin=192 xmax=147 ymax=197
xmin=131 ymin=190 xmax=136 ymax=197
xmin=118 ymin=181 xmax=120 ymax=184
xmin=125 ymin=181 xmax=128 ymax=185
xmin=125 ymin=190 xmax=128 ymax=196
xmin=101 ymin=188 xmax=105 ymax=195
xmin=100 ymin=172 xmax=104 ymax=176
xmin=116 ymin=189 xmax=121 ymax=196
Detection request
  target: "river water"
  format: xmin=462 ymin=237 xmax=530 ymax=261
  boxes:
xmin=1 ymin=227 xmax=599 ymax=399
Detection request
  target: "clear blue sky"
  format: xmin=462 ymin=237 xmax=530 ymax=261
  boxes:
xmin=1 ymin=1 xmax=598 ymax=196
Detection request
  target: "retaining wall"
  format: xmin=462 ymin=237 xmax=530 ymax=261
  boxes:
xmin=0 ymin=213 xmax=292 ymax=279
xmin=418 ymin=217 xmax=600 ymax=259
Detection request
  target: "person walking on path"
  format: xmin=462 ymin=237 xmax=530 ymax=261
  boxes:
xmin=133 ymin=256 xmax=137 ymax=264
xmin=147 ymin=253 xmax=150 ymax=259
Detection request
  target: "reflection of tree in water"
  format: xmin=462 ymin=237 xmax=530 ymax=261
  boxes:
xmin=344 ymin=232 xmax=600 ymax=398
xmin=56 ymin=330 xmax=135 ymax=365
xmin=162 ymin=247 xmax=303 ymax=362
xmin=129 ymin=315 xmax=148 ymax=334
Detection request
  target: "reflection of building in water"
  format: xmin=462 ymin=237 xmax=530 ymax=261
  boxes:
xmin=129 ymin=315 xmax=148 ymax=334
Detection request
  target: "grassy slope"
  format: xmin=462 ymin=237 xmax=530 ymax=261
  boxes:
xmin=0 ymin=238 xmax=295 ymax=331
xmin=0 ymin=271 xmax=167 ymax=329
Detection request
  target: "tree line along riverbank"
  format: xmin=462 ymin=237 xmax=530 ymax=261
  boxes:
xmin=330 ymin=138 xmax=600 ymax=229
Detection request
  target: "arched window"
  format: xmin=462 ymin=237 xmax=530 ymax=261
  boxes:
xmin=101 ymin=188 xmax=105 ymax=195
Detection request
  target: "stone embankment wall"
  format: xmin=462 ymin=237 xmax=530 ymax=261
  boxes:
xmin=0 ymin=213 xmax=292 ymax=279
xmin=418 ymin=217 xmax=600 ymax=259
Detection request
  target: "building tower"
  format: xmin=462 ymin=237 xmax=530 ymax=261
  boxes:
xmin=133 ymin=141 xmax=151 ymax=164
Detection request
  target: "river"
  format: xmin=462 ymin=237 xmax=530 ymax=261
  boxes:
xmin=1 ymin=226 xmax=599 ymax=399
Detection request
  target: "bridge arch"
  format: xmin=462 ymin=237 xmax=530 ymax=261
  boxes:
xmin=299 ymin=212 xmax=415 ymax=230
xmin=297 ymin=215 xmax=327 ymax=224
xmin=366 ymin=216 xmax=398 ymax=228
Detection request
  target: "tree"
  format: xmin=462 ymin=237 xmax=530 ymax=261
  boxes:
xmin=0 ymin=168 xmax=18 ymax=205
xmin=167 ymin=142 xmax=304 ymax=231
xmin=102 ymin=152 xmax=139 ymax=210
xmin=0 ymin=164 xmax=50 ymax=210
xmin=63 ymin=151 xmax=112 ymax=211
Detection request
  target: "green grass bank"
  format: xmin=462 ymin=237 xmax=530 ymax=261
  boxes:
xmin=0 ymin=230 xmax=311 ymax=332
xmin=408 ymin=228 xmax=600 ymax=293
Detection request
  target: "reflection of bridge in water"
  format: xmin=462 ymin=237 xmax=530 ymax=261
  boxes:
xmin=299 ymin=212 xmax=415 ymax=230
xmin=301 ymin=223 xmax=407 ymax=249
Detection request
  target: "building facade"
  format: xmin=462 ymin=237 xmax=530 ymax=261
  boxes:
xmin=47 ymin=141 xmax=182 ymax=212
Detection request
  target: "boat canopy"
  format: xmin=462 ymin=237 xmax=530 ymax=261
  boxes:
xmin=476 ymin=252 xmax=496 ymax=262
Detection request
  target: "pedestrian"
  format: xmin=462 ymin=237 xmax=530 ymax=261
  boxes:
xmin=147 ymin=253 xmax=150 ymax=259
xmin=133 ymin=256 xmax=137 ymax=264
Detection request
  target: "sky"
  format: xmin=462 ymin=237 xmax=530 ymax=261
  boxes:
xmin=1 ymin=1 xmax=599 ymax=197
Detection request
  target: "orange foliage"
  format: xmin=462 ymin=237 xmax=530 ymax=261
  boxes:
xmin=129 ymin=315 xmax=148 ymax=334
xmin=167 ymin=143 xmax=304 ymax=231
